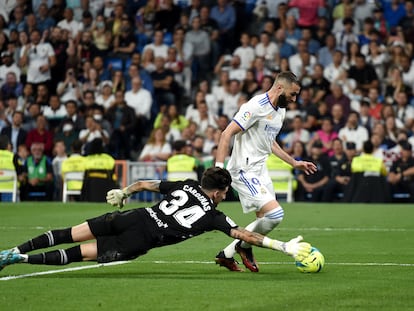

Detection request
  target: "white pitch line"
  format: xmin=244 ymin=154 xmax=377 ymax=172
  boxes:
xmin=1 ymin=260 xmax=413 ymax=281
xmin=0 ymin=261 xmax=130 ymax=281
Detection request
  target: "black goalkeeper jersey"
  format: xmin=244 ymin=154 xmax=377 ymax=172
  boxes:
xmin=144 ymin=179 xmax=238 ymax=247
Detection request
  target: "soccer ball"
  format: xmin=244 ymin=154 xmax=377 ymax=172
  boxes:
xmin=295 ymin=247 xmax=325 ymax=273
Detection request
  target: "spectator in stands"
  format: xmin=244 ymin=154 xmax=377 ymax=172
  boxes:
xmin=255 ymin=31 xmax=279 ymax=67
xmin=330 ymin=103 xmax=347 ymax=134
xmin=274 ymin=28 xmax=296 ymax=61
xmin=323 ymin=48 xmax=345 ymax=83
xmin=310 ymin=117 xmax=339 ymax=157
xmin=36 ymin=3 xmax=56 ymax=34
xmin=296 ymin=140 xmax=331 ymax=202
xmin=54 ymin=121 xmax=78 ymax=156
xmin=25 ymin=114 xmax=54 ymax=157
xmin=348 ymin=53 xmax=379 ymax=95
xmin=0 ymin=51 xmax=21 ymax=87
xmin=188 ymin=100 xmax=217 ymax=136
xmin=95 ymin=80 xmax=115 ymax=111
xmin=221 ymin=79 xmax=242 ymax=119
xmin=106 ymin=97 xmax=136 ymax=160
xmin=92 ymin=14 xmax=112 ymax=58
xmin=388 ymin=141 xmax=414 ymax=202
xmin=317 ymin=32 xmax=336 ymax=68
xmin=76 ymin=30 xmax=98 ymax=65
xmin=91 ymin=55 xmax=111 ymax=82
xmin=1 ymin=111 xmax=26 ymax=154
xmin=288 ymin=39 xmax=316 ymax=80
xmin=282 ymin=115 xmax=310 ymax=155
xmin=57 ymin=8 xmax=83 ymax=42
xmin=111 ymin=16 xmax=136 ymax=62
xmin=154 ymin=0 xmax=181 ymax=33
xmin=138 ymin=127 xmax=172 ymax=162
xmin=56 ymin=67 xmax=82 ymax=104
xmin=20 ymin=142 xmax=54 ymax=201
xmin=79 ymin=115 xmax=110 ymax=153
xmin=151 ymin=56 xmax=177 ymax=107
xmin=288 ymin=0 xmax=325 ymax=30
xmin=19 ymin=29 xmax=56 ymax=91
xmin=241 ymin=69 xmax=259 ymax=100
xmin=394 ymin=90 xmax=414 ymax=130
xmin=143 ymin=29 xmax=169 ymax=59
xmin=141 ymin=47 xmax=156 ymax=73
xmin=338 ymin=111 xmax=369 ymax=153
xmin=124 ymin=77 xmax=153 ymax=134
xmin=185 ymin=16 xmax=211 ymax=84
xmin=43 ymin=94 xmax=66 ymax=132
xmin=325 ymin=82 xmax=351 ymax=118
xmin=383 ymin=66 xmax=412 ymax=105
xmin=59 ymin=100 xmax=85 ymax=134
xmin=157 ymin=113 xmax=181 ymax=146
xmin=210 ymin=0 xmax=236 ymax=54
xmin=154 ymin=104 xmax=189 ymax=132
xmin=1 ymin=71 xmax=23 ymax=100
xmin=233 ymin=32 xmax=255 ymax=70
xmin=308 ymin=64 xmax=330 ymax=105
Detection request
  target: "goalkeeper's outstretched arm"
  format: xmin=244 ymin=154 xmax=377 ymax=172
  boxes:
xmin=230 ymin=227 xmax=311 ymax=261
xmin=106 ymin=180 xmax=161 ymax=208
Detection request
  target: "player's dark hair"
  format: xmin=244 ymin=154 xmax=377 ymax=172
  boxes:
xmin=201 ymin=167 xmax=232 ymax=191
xmin=275 ymin=71 xmax=300 ymax=87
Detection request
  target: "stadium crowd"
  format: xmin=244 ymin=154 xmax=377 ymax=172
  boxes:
xmin=0 ymin=0 xmax=414 ymax=203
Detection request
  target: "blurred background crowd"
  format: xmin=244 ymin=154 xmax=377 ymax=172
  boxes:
xmin=0 ymin=0 xmax=414 ymax=202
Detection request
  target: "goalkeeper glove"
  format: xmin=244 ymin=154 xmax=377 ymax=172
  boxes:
xmin=106 ymin=188 xmax=130 ymax=208
xmin=263 ymin=235 xmax=311 ymax=261
xmin=282 ymin=235 xmax=311 ymax=261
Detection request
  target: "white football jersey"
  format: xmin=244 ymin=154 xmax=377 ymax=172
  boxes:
xmin=227 ymin=93 xmax=285 ymax=172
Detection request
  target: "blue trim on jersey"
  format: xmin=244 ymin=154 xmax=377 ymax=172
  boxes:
xmin=232 ymin=118 xmax=245 ymax=131
xmin=265 ymin=92 xmax=278 ymax=111
xmin=266 ymin=209 xmax=284 ymax=219
xmin=259 ymin=96 xmax=268 ymax=106
xmin=239 ymin=170 xmax=258 ymax=196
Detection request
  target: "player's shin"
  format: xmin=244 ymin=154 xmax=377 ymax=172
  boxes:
xmin=27 ymin=245 xmax=82 ymax=265
xmin=17 ymin=228 xmax=74 ymax=254
xmin=240 ymin=206 xmax=284 ymax=248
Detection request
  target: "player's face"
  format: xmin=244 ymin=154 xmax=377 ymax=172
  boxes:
xmin=212 ymin=187 xmax=229 ymax=206
xmin=277 ymin=83 xmax=300 ymax=108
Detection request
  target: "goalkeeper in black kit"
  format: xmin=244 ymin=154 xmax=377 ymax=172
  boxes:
xmin=0 ymin=168 xmax=311 ymax=271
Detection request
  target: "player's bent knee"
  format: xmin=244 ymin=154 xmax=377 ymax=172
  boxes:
xmin=256 ymin=208 xmax=284 ymax=234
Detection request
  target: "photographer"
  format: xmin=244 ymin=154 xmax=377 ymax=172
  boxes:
xmin=56 ymin=68 xmax=82 ymax=103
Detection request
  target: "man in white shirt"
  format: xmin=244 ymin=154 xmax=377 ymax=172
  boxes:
xmin=233 ymin=32 xmax=255 ymax=70
xmin=125 ymin=77 xmax=153 ymax=138
xmin=338 ymin=111 xmax=369 ymax=153
xmin=214 ymin=72 xmax=317 ymax=272
xmin=19 ymin=29 xmax=56 ymax=87
xmin=0 ymin=51 xmax=21 ymax=87
xmin=142 ymin=30 xmax=169 ymax=59
xmin=57 ymin=8 xmax=83 ymax=41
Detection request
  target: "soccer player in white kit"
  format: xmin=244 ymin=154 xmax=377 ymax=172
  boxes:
xmin=214 ymin=71 xmax=317 ymax=272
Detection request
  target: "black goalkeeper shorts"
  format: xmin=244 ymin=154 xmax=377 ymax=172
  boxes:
xmin=87 ymin=209 xmax=154 ymax=263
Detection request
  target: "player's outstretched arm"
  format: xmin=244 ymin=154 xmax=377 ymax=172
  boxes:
xmin=106 ymin=180 xmax=161 ymax=208
xmin=230 ymin=227 xmax=311 ymax=261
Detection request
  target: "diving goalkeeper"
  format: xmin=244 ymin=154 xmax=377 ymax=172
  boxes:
xmin=0 ymin=167 xmax=311 ymax=271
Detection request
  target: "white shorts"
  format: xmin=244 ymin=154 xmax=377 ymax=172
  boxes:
xmin=230 ymin=169 xmax=275 ymax=213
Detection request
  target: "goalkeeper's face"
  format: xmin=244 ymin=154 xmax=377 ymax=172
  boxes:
xmin=212 ymin=187 xmax=229 ymax=206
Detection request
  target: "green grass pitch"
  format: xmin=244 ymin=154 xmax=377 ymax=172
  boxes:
xmin=0 ymin=201 xmax=413 ymax=311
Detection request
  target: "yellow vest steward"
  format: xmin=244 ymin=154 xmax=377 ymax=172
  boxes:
xmin=84 ymin=153 xmax=116 ymax=180
xmin=266 ymin=154 xmax=297 ymax=190
xmin=351 ymin=154 xmax=387 ymax=176
xmin=61 ymin=155 xmax=87 ymax=191
xmin=167 ymin=154 xmax=196 ymax=172
xmin=0 ymin=150 xmax=16 ymax=190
